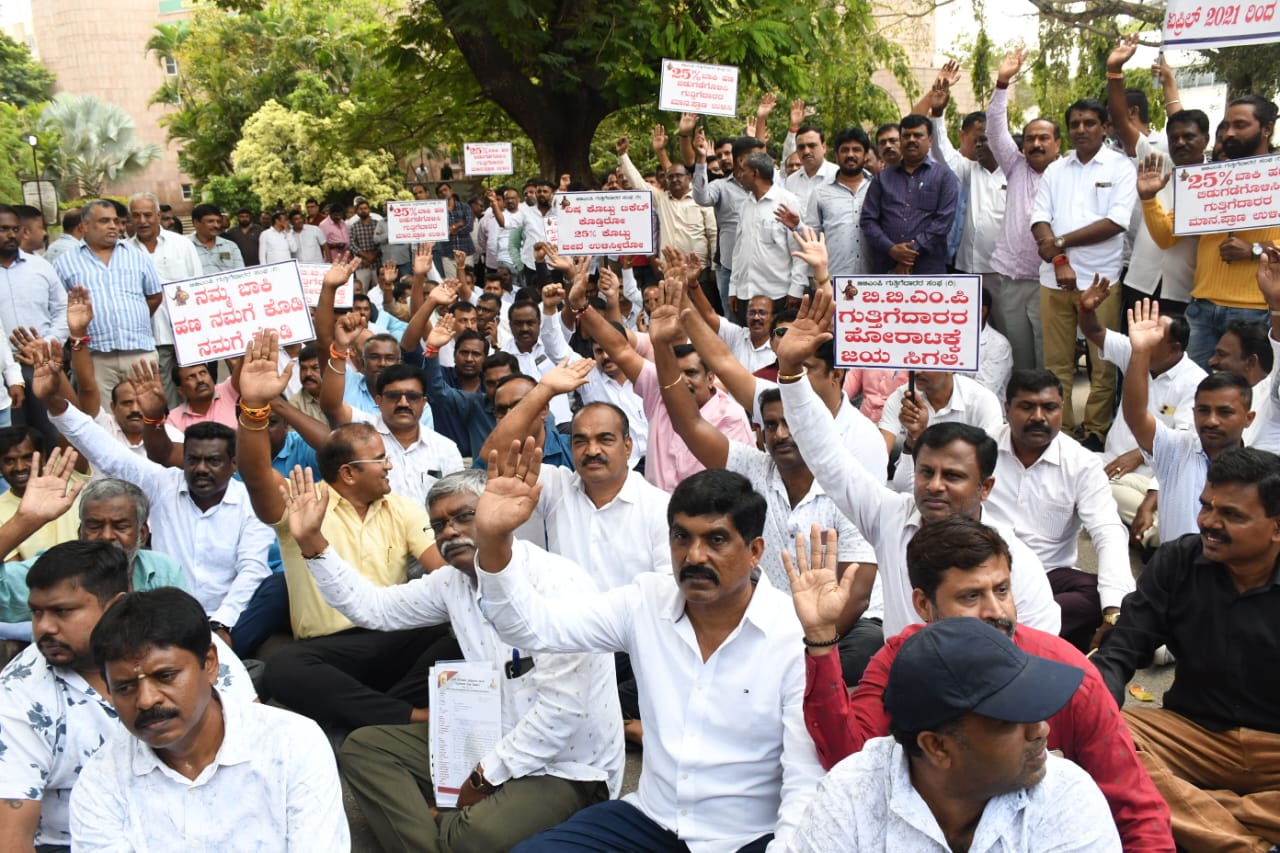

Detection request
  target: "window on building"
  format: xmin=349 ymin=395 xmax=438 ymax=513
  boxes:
xmin=181 ymin=184 xmax=193 ymax=201
xmin=163 ymin=56 xmax=179 ymax=76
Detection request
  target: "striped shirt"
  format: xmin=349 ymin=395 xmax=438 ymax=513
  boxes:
xmin=53 ymin=240 xmax=161 ymax=352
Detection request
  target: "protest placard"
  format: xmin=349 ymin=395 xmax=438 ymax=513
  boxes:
xmin=832 ymin=275 xmax=982 ymax=372
xmin=165 ymin=261 xmax=315 ymax=367
xmin=658 ymin=59 xmax=739 ymax=118
xmin=463 ymin=142 xmax=514 ymax=176
xmin=298 ymin=263 xmax=354 ymax=309
xmin=1171 ymin=153 xmax=1280 ymax=236
xmin=552 ymin=191 xmax=654 ymax=256
xmin=386 ymin=200 xmax=449 ymax=244
xmin=1163 ymin=0 xmax=1280 ymax=49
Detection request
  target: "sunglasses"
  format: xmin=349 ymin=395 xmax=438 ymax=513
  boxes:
xmin=381 ymin=390 xmax=425 ymax=403
xmin=772 ymin=327 xmax=789 ymax=338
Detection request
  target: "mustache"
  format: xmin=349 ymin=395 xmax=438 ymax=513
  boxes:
xmin=440 ymin=536 xmax=476 ymax=557
xmin=133 ymin=707 xmax=180 ymax=729
xmin=678 ymin=564 xmax=719 ymax=585
xmin=580 ymin=454 xmax=608 ymax=466
xmin=1201 ymin=528 xmax=1232 ymax=543
xmin=987 ymin=617 xmax=1016 ymax=636
xmin=394 ymin=407 xmax=413 ymax=416
xmin=1024 ymin=424 xmax=1050 ymax=433
xmin=37 ymin=636 xmax=71 ymax=652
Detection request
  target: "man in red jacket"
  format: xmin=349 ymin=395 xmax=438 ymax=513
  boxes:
xmin=789 ymin=515 xmax=1173 ymax=851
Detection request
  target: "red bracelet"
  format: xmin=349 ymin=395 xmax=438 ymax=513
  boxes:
xmin=995 ymin=80 xmax=1010 ymax=90
xmin=67 ymin=335 xmax=90 ymax=351
xmin=423 ymin=345 xmax=440 ymax=358
xmin=1052 ymin=253 xmax=1071 ymax=267
xmin=140 ymin=413 xmax=166 ymax=426
xmin=329 ymin=343 xmax=349 ymax=360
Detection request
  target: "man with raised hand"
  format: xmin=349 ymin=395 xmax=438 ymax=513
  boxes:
xmin=474 ymin=441 xmax=824 ymax=852
xmin=775 ymin=287 xmax=1060 ymax=639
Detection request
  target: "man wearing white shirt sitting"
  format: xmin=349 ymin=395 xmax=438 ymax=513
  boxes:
xmin=984 ymin=369 xmax=1133 ymax=651
xmin=978 ymin=287 xmax=1014 ymax=404
xmin=1213 ymin=319 xmax=1280 ymax=453
xmin=776 ymin=288 xmax=1061 ymax=640
xmin=70 ymin=587 xmax=347 ymax=851
xmin=578 ymin=327 xmax=649 ymax=470
xmin=283 ymin=468 xmax=624 ymax=853
xmin=687 ymin=283 xmax=777 ymax=374
xmin=475 ymin=449 xmax=825 ymax=852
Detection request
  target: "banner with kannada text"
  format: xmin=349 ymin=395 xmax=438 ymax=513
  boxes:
xmin=553 ymin=191 xmax=654 ymax=256
xmin=1171 ymin=153 xmax=1280 ymax=236
xmin=833 ymin=275 xmax=982 ymax=372
xmin=658 ymin=59 xmax=739 ymax=118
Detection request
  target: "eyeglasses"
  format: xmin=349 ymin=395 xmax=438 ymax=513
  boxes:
xmin=429 ymin=508 xmax=476 ymax=535
xmin=772 ymin=327 xmax=789 ymax=338
xmin=381 ymin=390 xmax=425 ymax=404
xmin=344 ymin=454 xmax=389 ymax=468
xmin=746 ymin=309 xmax=771 ymax=318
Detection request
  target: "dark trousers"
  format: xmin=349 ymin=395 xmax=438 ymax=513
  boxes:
xmin=837 ymin=617 xmax=884 ymax=685
xmin=615 ymin=652 xmax=640 ymax=720
xmin=15 ymin=362 xmax=60 ymax=455
xmin=512 ymin=800 xmax=772 ymax=853
xmin=1047 ymin=566 xmax=1101 ymax=652
xmin=231 ymin=572 xmax=291 ymax=658
xmin=263 ymin=624 xmax=460 ymax=729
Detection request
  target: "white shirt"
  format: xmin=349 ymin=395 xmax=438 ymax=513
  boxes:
xmin=538 ymin=467 xmax=672 ymax=590
xmin=0 ymin=637 xmax=253 ymax=847
xmin=986 ymin=428 xmax=1135 ymax=610
xmin=751 ymin=378 xmax=889 ymax=481
xmin=306 ymin=546 xmax=624 ymax=792
xmin=258 ymin=227 xmax=293 ymax=265
xmin=70 ymin=697 xmax=348 ymax=852
xmin=788 ymin=737 xmax=1121 ymax=853
xmin=880 ymin=375 xmax=1005 ymax=492
xmin=932 ymin=117 xmax=1008 ymax=274
xmin=481 ymin=207 xmax=518 ymax=266
xmin=93 ymin=406 xmax=183 ymax=458
xmin=519 ymin=205 xmax=554 ymax=271
xmin=1244 ymin=333 xmax=1280 ymax=453
xmin=726 ymin=441 xmax=875 ymax=591
xmin=1125 ymin=137 xmax=1197 ymax=302
xmin=730 ymin=183 xmax=809 ymax=301
xmin=477 ymin=541 xmax=826 ymax=853
xmin=718 ymin=318 xmax=776 ymax=373
xmin=290 ymin=224 xmax=327 ymax=264
xmin=1031 ymin=145 xmax=1137 ymax=287
xmin=51 ymin=405 xmax=275 ymax=626
xmin=348 ymin=408 xmax=465 ymax=508
xmin=1147 ymin=421 xmax=1208 ymax=541
xmin=1099 ymin=332 xmax=1205 ymax=473
xmin=978 ymin=324 xmax=1014 ymax=404
xmin=130 ymin=229 xmax=202 ymax=347
xmin=502 ymin=313 xmax=576 ymax=424
xmin=780 ymin=377 xmax=1061 ymax=637
xmin=578 ymin=367 xmax=650 ymax=467
xmin=783 ymin=159 xmax=840 ymax=216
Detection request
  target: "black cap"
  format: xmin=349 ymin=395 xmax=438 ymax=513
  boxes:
xmin=884 ymin=618 xmax=1084 ymax=732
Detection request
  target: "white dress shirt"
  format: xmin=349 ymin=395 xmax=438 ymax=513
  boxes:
xmin=880 ymin=375 xmax=1005 ymax=492
xmin=1099 ymin=332 xmax=1205 ymax=473
xmin=750 ymin=378 xmax=889 ymax=482
xmin=986 ymin=427 xmax=1134 ymax=610
xmin=780 ymin=377 xmax=1061 ymax=637
xmin=477 ymin=541 xmax=825 ymax=853
xmin=1031 ymin=145 xmax=1138 ymax=287
xmin=730 ymin=183 xmax=809 ymax=301
xmin=726 ymin=441 xmax=875 ymax=591
xmin=538 ymin=467 xmax=672 ymax=590
xmin=93 ymin=406 xmax=183 ymax=458
xmin=932 ymin=116 xmax=1008 ymax=274
xmin=578 ymin=367 xmax=649 ymax=467
xmin=347 ymin=408 xmax=465 ymax=507
xmin=70 ymin=697 xmax=348 ymax=852
xmin=1125 ymin=136 xmax=1199 ymax=301
xmin=502 ymin=313 xmax=576 ymax=424
xmin=717 ymin=318 xmax=776 ymax=373
xmin=783 ymin=159 xmax=840 ymax=217
xmin=306 ymin=546 xmax=624 ymax=792
xmin=1244 ymin=333 xmax=1280 ymax=453
xmin=258 ymin=227 xmax=293 ymax=265
xmin=788 ymin=736 xmax=1121 ymax=853
xmin=0 ymin=638 xmax=253 ymax=847
xmin=130 ymin=229 xmax=202 ymax=348
xmin=1147 ymin=421 xmax=1208 ymax=541
xmin=50 ymin=405 xmax=275 ymax=626
xmin=978 ymin=324 xmax=1014 ymax=404
xmin=290 ymin=224 xmax=328 ymax=263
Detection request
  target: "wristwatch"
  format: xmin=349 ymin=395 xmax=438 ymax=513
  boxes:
xmin=1102 ymin=612 xmax=1121 ymax=626
xmin=209 ymin=620 xmax=232 ymax=635
xmin=1054 ymin=236 xmax=1066 ymax=249
xmin=468 ymin=764 xmax=498 ymax=793
xmin=1253 ymin=242 xmax=1265 ymax=259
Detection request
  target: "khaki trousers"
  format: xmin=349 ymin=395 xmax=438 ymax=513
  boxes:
xmin=341 ymin=721 xmax=609 ymax=853
xmin=1040 ymin=283 xmax=1120 ymax=439
xmin=89 ymin=349 xmax=159 ymax=411
xmin=1124 ymin=707 xmax=1280 ymax=852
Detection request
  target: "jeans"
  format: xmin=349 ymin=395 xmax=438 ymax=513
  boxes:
xmin=231 ymin=572 xmax=290 ymax=658
xmin=716 ymin=264 xmax=732 ymax=316
xmin=1185 ymin=298 xmax=1269 ymax=372
xmin=513 ymin=800 xmax=772 ymax=853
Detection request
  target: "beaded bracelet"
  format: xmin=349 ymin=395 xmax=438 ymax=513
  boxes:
xmin=238 ymin=414 xmax=269 ymax=431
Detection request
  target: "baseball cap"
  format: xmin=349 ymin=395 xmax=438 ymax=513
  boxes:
xmin=884 ymin=618 xmax=1084 ymax=732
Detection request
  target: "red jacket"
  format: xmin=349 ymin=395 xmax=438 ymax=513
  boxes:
xmin=804 ymin=621 xmax=1174 ymax=851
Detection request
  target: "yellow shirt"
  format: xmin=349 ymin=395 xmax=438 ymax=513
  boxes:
xmin=273 ymin=491 xmax=435 ymax=639
xmin=1142 ymin=196 xmax=1280 ymax=309
xmin=0 ymin=472 xmax=91 ymax=560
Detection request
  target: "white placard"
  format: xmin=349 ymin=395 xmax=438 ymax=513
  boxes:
xmin=1163 ymin=0 xmax=1280 ymax=49
xmin=386 ymin=200 xmax=449 ymax=245
xmin=463 ymin=142 xmax=514 ymax=176
xmin=165 ymin=261 xmax=315 ymax=367
xmin=428 ymin=661 xmax=503 ymax=809
xmin=658 ymin=59 xmax=739 ymax=118
xmin=297 ymin=263 xmax=354 ymax=309
xmin=833 ymin=275 xmax=982 ymax=372
xmin=1172 ymin=153 xmax=1280 ymax=236
xmin=553 ymin=191 xmax=654 ymax=256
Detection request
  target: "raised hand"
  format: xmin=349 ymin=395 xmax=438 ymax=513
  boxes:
xmin=679 ymin=111 xmax=699 ymax=135
xmin=14 ymin=448 xmax=86 ymax=527
xmin=67 ymin=285 xmax=93 ymax=338
xmin=1258 ymin=246 xmax=1280 ymax=309
xmin=542 ymin=282 xmax=566 ymax=315
xmin=453 ymin=249 xmax=467 ymax=272
xmin=783 ymin=526 xmax=854 ymax=642
xmin=239 ymin=329 xmax=293 ymax=407
xmin=1107 ymin=32 xmax=1139 ymax=72
xmin=324 ymin=254 xmax=361 ymax=288
xmin=997 ymin=47 xmax=1029 ymax=84
xmin=333 ymin=312 xmax=367 ymax=353
xmin=427 ymin=312 xmax=458 ymax=350
xmin=693 ymin=127 xmax=709 ymax=159
xmin=774 ymin=203 xmax=800 ymax=230
xmin=379 ymin=261 xmax=398 ymax=290
xmin=539 ymin=357 xmax=596 ymax=395
xmin=543 ymin=244 xmax=574 ymax=274
xmin=1127 ymin=298 xmax=1164 ymax=355
xmin=652 ymin=124 xmax=668 ymax=153
xmin=10 ymin=326 xmax=41 ymax=361
xmin=648 ymin=275 xmax=686 ymax=347
xmin=789 ymin=98 xmax=806 ymax=130
xmin=1078 ymin=274 xmax=1113 ymax=313
xmin=412 ymin=242 xmax=435 ymax=277
xmin=25 ymin=337 xmax=64 ymax=405
xmin=775 ymin=287 xmax=835 ymax=374
xmin=791 ymin=226 xmax=829 ymax=278
xmin=476 ymin=437 xmax=544 ymax=541
xmin=757 ymin=93 xmax=777 ymax=121
xmin=427 ymin=279 xmax=459 ymax=308
xmin=282 ymin=465 xmax=330 ymax=549
xmin=938 ymin=58 xmax=961 ymax=88
xmin=127 ymin=360 xmax=169 ymax=420
xmin=597 ymin=266 xmax=620 ymax=306
xmin=1136 ymin=152 xmax=1170 ymax=201
xmin=616 ymin=137 xmax=630 ymax=157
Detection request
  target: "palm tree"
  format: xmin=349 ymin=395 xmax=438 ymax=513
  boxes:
xmin=145 ymin=22 xmax=189 ymax=106
xmin=36 ymin=94 xmax=162 ymax=198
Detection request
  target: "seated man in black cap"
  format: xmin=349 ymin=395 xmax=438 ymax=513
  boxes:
xmin=789 ymin=618 xmax=1121 ymax=851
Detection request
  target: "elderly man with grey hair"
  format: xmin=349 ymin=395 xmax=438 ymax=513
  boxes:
xmin=0 ymin=467 xmax=189 ymax=629
xmin=52 ymin=198 xmax=163 ymax=405
xmin=280 ymin=465 xmax=625 ymax=853
xmin=127 ymin=191 xmax=202 ymax=408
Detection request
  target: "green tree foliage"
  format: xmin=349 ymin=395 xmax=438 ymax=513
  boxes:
xmin=0 ymin=32 xmax=55 ymax=109
xmin=0 ymin=103 xmax=58 ymax=202
xmin=36 ymin=94 xmax=161 ymax=198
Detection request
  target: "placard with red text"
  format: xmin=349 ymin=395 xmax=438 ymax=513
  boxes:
xmin=386 ymin=200 xmax=449 ymax=244
xmin=298 ymin=263 xmax=354 ymax=309
xmin=833 ymin=275 xmax=982 ymax=372
xmin=1163 ymin=0 xmax=1280 ymax=49
xmin=165 ymin=261 xmax=315 ymax=367
xmin=1172 ymin=153 xmax=1280 ymax=236
xmin=463 ymin=142 xmax=514 ymax=176
xmin=658 ymin=59 xmax=739 ymax=118
xmin=553 ymin=191 xmax=654 ymax=256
